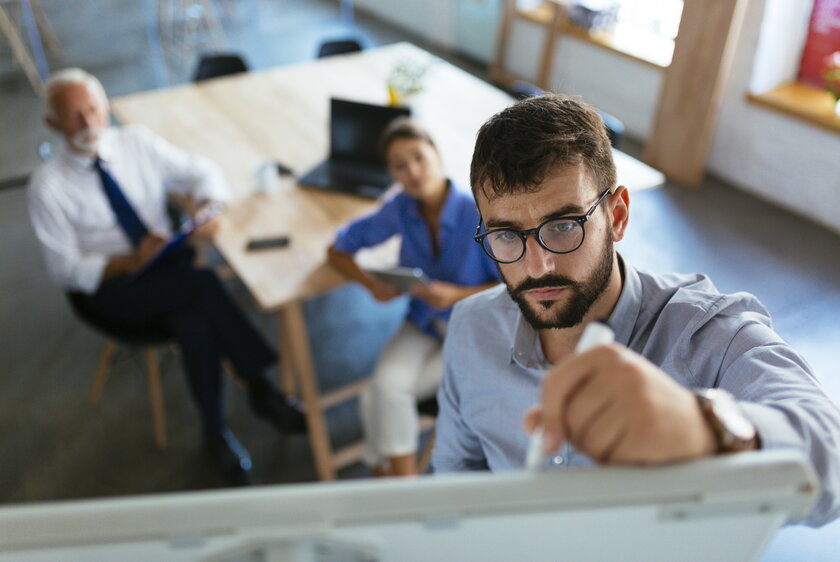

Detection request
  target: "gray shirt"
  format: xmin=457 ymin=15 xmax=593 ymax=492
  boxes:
xmin=432 ymin=259 xmax=840 ymax=527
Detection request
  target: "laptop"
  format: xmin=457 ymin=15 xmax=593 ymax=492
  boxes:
xmin=0 ymin=450 xmax=818 ymax=561
xmin=298 ymin=98 xmax=411 ymax=198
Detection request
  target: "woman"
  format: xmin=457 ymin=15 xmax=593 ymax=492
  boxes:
xmin=327 ymin=118 xmax=500 ymax=476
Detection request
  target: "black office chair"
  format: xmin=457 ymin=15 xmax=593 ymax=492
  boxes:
xmin=508 ymin=80 xmax=545 ymax=99
xmin=67 ymin=292 xmax=172 ymax=449
xmin=193 ymin=53 xmax=249 ymax=82
xmin=507 ymin=80 xmax=625 ymax=148
xmin=316 ymin=38 xmax=363 ymax=59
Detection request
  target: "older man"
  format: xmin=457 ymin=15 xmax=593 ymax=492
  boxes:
xmin=28 ymin=68 xmax=305 ymax=485
xmin=432 ymin=94 xmax=840 ymax=527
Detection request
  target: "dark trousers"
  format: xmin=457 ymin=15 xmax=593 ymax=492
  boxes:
xmin=81 ymin=255 xmax=276 ymax=435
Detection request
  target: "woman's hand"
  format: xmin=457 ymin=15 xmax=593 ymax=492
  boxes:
xmin=370 ymin=280 xmax=401 ymax=302
xmin=411 ymin=281 xmax=467 ymax=310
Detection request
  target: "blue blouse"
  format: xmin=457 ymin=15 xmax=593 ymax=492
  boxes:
xmin=333 ymin=181 xmax=501 ymax=337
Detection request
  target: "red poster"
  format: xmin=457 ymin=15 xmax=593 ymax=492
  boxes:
xmin=798 ymin=0 xmax=840 ymax=87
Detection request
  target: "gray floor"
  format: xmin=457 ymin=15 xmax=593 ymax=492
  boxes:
xmin=1 ymin=1 xmax=839 ymax=554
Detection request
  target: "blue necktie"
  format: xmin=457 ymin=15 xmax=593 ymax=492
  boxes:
xmin=94 ymin=158 xmax=149 ymax=247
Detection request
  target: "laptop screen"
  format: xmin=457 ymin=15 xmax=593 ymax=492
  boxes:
xmin=329 ymin=98 xmax=411 ymax=166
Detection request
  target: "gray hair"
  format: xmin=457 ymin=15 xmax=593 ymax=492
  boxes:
xmin=44 ymin=68 xmax=108 ymax=118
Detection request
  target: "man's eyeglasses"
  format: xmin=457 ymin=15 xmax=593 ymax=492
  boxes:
xmin=474 ymin=187 xmax=613 ymax=264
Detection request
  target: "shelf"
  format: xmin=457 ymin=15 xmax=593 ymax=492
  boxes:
xmin=517 ymin=2 xmax=673 ymax=69
xmin=747 ymin=82 xmax=840 ymax=136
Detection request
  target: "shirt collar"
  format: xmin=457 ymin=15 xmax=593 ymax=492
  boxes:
xmin=406 ymin=179 xmax=460 ymax=229
xmin=509 ymin=254 xmax=642 ymax=369
xmin=511 ymin=308 xmax=551 ymax=371
xmin=604 ymin=254 xmax=642 ymax=347
xmin=438 ymin=180 xmax=461 ymax=230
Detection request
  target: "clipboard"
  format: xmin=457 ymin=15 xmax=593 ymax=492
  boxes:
xmin=134 ymin=202 xmax=224 ymax=276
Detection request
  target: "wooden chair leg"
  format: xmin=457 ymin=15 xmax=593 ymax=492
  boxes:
xmin=278 ymin=324 xmax=297 ymax=398
xmin=30 ymin=0 xmax=61 ymax=55
xmin=145 ymin=348 xmax=168 ymax=449
xmin=0 ymin=4 xmax=45 ymax=96
xmin=417 ymin=428 xmax=436 ymax=474
xmin=88 ymin=340 xmax=117 ymax=405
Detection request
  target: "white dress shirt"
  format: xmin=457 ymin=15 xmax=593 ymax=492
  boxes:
xmin=27 ymin=125 xmax=230 ymax=294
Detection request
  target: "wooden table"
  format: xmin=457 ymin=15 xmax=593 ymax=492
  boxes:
xmin=112 ymin=42 xmax=664 ymax=481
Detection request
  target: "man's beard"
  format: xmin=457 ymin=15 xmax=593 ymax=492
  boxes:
xmin=504 ymin=230 xmax=614 ymax=330
xmin=70 ymin=128 xmax=102 ymax=153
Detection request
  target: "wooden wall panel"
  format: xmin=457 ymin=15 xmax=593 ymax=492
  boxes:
xmin=643 ymin=0 xmax=751 ymax=187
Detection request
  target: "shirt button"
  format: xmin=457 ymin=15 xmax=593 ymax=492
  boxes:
xmin=552 ymin=455 xmax=565 ymax=466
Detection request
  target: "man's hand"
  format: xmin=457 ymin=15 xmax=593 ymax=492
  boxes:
xmin=192 ymin=201 xmax=225 ymax=240
xmin=522 ymin=344 xmax=716 ymax=465
xmin=101 ymin=233 xmax=168 ymax=284
xmin=411 ymin=281 xmax=467 ymax=310
xmin=193 ymin=216 xmax=220 ymax=240
xmin=132 ymin=233 xmax=169 ymax=270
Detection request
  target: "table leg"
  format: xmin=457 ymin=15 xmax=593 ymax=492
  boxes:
xmin=277 ymin=316 xmax=297 ymax=399
xmin=278 ymin=303 xmax=335 ymax=481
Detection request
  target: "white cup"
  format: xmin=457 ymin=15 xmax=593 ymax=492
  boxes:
xmin=254 ymin=162 xmax=278 ymax=194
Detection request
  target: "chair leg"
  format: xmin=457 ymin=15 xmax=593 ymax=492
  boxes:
xmin=88 ymin=339 xmax=117 ymax=405
xmin=145 ymin=348 xmax=168 ymax=449
xmin=417 ymin=428 xmax=436 ymax=474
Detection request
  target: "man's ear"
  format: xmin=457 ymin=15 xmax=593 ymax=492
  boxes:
xmin=609 ymin=185 xmax=630 ymax=242
xmin=44 ymin=114 xmax=59 ymax=133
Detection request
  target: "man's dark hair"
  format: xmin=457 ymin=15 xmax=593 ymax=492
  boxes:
xmin=379 ymin=117 xmax=436 ymax=158
xmin=470 ymin=94 xmax=616 ymax=200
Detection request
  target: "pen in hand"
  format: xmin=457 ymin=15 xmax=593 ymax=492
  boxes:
xmin=525 ymin=321 xmax=615 ymax=471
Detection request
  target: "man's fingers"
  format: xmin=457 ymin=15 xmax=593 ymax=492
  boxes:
xmin=566 ymin=388 xmax=616 ymax=449
xmin=539 ymin=346 xmax=615 ymax=453
xmin=572 ymin=397 xmax=627 ymax=463
xmin=522 ymin=405 xmax=542 ymax=434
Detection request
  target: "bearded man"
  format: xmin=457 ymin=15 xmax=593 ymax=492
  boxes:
xmin=431 ymin=94 xmax=840 ymax=528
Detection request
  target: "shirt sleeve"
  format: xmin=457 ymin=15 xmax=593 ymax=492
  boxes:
xmin=27 ymin=179 xmax=107 ymax=294
xmin=332 ymin=194 xmax=403 ymax=254
xmin=432 ymin=303 xmax=490 ymax=473
xmin=712 ymin=313 xmax=840 ymax=527
xmin=132 ymin=126 xmax=231 ymax=204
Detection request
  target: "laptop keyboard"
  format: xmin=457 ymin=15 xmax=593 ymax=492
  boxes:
xmin=326 ymin=161 xmax=387 ymax=186
xmin=299 ymin=159 xmax=391 ymax=198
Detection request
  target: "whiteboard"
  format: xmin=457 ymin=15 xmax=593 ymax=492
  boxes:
xmin=0 ymin=450 xmax=818 ymax=562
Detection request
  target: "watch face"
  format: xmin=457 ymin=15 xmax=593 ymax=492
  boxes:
xmin=709 ymin=390 xmax=757 ymax=443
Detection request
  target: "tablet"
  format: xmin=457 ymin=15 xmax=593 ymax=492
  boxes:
xmin=135 ymin=202 xmax=224 ymax=276
xmin=366 ymin=266 xmax=430 ymax=292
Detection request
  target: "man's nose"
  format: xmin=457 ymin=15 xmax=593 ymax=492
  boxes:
xmin=520 ymin=234 xmax=554 ymax=278
xmin=81 ymin=110 xmax=96 ymax=128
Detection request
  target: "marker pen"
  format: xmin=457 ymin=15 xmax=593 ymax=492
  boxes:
xmin=525 ymin=321 xmax=615 ymax=470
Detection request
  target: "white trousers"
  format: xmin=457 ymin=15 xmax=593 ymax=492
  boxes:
xmin=360 ymin=321 xmax=444 ymax=467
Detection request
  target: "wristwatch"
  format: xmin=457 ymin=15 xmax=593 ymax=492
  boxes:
xmin=693 ymin=388 xmax=759 ymax=454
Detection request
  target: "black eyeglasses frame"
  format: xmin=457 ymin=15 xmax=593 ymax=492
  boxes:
xmin=473 ymin=187 xmax=614 ymax=264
